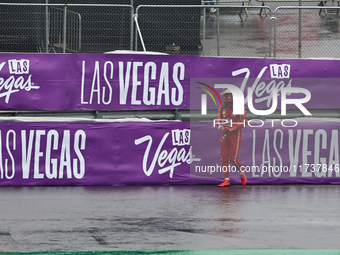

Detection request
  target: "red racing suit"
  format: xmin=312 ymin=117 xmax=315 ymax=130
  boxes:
xmin=216 ymin=103 xmax=247 ymax=177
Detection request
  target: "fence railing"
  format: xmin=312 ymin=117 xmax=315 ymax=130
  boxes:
xmin=0 ymin=3 xmax=134 ymax=53
xmin=273 ymin=6 xmax=340 ymax=58
xmin=135 ymin=5 xmax=273 ymax=57
xmin=48 ymin=7 xmax=82 ymax=53
xmin=1 ymin=2 xmax=340 ymax=58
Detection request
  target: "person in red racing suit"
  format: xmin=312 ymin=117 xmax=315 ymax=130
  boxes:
xmin=216 ymin=88 xmax=247 ymax=187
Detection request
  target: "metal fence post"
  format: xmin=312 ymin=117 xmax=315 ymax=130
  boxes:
xmin=216 ymin=1 xmax=220 ymax=56
xmin=203 ymin=6 xmax=206 ymax=56
xmin=134 ymin=12 xmax=146 ymax=51
xmin=273 ymin=8 xmax=279 ymax=58
xmin=78 ymin=13 xmax=82 ymax=52
xmin=130 ymin=0 xmax=134 ymax=51
xmin=270 ymin=16 xmax=275 ymax=58
xmin=298 ymin=0 xmax=302 ymax=58
xmin=63 ymin=4 xmax=67 ymax=53
xmin=45 ymin=0 xmax=49 ymax=53
xmin=134 ymin=13 xmax=138 ymax=51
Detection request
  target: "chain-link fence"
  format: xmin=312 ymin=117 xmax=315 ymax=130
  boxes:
xmin=2 ymin=2 xmax=340 ymax=58
xmin=49 ymin=6 xmax=81 ymax=53
xmin=135 ymin=5 xmax=202 ymax=55
xmin=0 ymin=3 xmax=133 ymax=53
xmin=201 ymin=6 xmax=272 ymax=57
xmin=135 ymin=5 xmax=272 ymax=57
xmin=273 ymin=6 xmax=340 ymax=58
xmin=0 ymin=3 xmax=45 ymax=52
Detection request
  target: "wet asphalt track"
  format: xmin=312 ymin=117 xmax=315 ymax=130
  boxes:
xmin=0 ymin=185 xmax=340 ymax=253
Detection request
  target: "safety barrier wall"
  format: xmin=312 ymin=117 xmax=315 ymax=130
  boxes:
xmin=0 ymin=53 xmax=339 ymax=111
xmin=0 ymin=53 xmax=339 ymax=185
xmin=0 ymin=119 xmax=339 ymax=186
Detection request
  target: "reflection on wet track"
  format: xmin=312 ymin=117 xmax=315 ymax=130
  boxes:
xmin=0 ymin=185 xmax=339 ymax=252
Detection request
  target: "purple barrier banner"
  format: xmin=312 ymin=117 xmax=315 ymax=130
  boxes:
xmin=0 ymin=120 xmax=339 ymax=186
xmin=0 ymin=53 xmax=193 ymax=110
xmin=191 ymin=56 xmax=340 ymax=110
xmin=0 ymin=121 xmax=208 ymax=186
xmin=190 ymin=120 xmax=340 ymax=185
xmin=1 ymin=53 xmax=340 ymax=110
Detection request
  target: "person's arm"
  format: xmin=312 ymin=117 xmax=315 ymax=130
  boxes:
xmin=225 ymin=107 xmax=247 ymax=133
xmin=217 ymin=105 xmax=229 ymax=134
xmin=216 ymin=105 xmax=223 ymax=131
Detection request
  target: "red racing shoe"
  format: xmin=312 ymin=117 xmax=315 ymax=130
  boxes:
xmin=240 ymin=173 xmax=247 ymax=186
xmin=218 ymin=179 xmax=230 ymax=187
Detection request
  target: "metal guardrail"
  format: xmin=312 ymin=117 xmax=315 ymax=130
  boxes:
xmin=1 ymin=109 xmax=339 ymax=121
xmin=257 ymin=0 xmax=325 ymax=2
